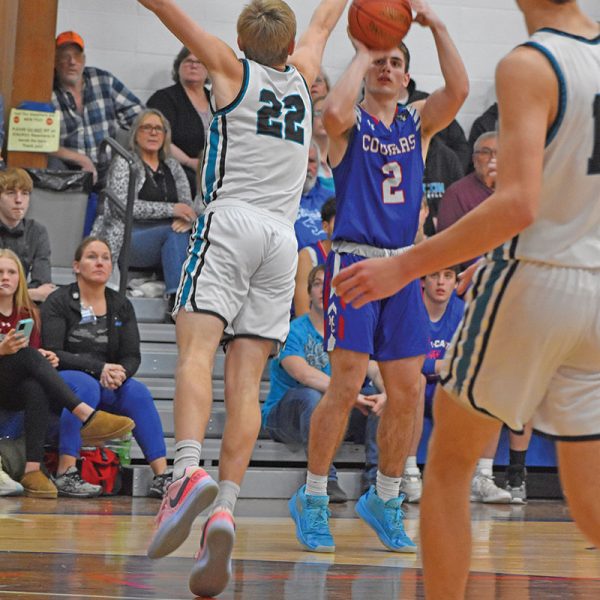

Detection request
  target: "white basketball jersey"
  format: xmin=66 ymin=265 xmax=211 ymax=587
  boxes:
xmin=200 ymin=59 xmax=312 ymax=223
xmin=503 ymin=28 xmax=600 ymax=267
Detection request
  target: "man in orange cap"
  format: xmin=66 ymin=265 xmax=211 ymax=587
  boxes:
xmin=50 ymin=31 xmax=143 ymax=185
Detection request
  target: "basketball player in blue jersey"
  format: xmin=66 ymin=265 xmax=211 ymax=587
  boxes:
xmin=334 ymin=0 xmax=600 ymax=596
xmin=137 ymin=0 xmax=348 ymax=596
xmin=289 ymin=0 xmax=468 ymax=554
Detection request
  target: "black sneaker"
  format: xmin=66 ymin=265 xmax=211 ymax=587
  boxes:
xmin=504 ymin=465 xmax=527 ymax=504
xmin=149 ymin=471 xmax=172 ymax=499
xmin=327 ymin=478 xmax=348 ymax=504
xmin=53 ymin=466 xmax=103 ymax=498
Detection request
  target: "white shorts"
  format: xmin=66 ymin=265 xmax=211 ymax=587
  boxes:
xmin=174 ymin=200 xmax=298 ymax=345
xmin=441 ymin=258 xmax=600 ymax=440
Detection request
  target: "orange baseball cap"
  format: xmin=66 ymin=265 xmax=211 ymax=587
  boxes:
xmin=56 ymin=31 xmax=84 ymax=51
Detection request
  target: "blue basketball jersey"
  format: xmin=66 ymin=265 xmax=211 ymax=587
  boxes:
xmin=331 ymin=104 xmax=424 ymax=248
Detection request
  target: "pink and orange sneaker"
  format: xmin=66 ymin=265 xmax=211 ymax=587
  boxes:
xmin=189 ymin=510 xmax=236 ymax=598
xmin=147 ymin=466 xmax=218 ymax=559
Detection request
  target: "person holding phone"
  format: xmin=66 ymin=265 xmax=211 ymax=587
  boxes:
xmin=40 ymin=237 xmax=170 ymax=499
xmin=0 ymin=249 xmax=135 ymax=498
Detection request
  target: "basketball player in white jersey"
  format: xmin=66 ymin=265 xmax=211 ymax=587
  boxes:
xmin=333 ymin=0 xmax=600 ymax=597
xmin=137 ymin=0 xmax=348 ymax=597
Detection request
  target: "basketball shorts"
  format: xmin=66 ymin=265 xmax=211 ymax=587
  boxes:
xmin=175 ymin=200 xmax=298 ymax=344
xmin=324 ymin=251 xmax=429 ymax=361
xmin=441 ymin=258 xmax=600 ymax=440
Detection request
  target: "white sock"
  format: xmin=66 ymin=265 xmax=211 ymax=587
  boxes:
xmin=404 ymin=455 xmax=419 ymax=475
xmin=211 ymin=480 xmax=240 ymax=516
xmin=173 ymin=439 xmax=202 ymax=480
xmin=306 ymin=471 xmax=328 ymax=497
xmin=376 ymin=470 xmax=401 ymax=503
xmin=477 ymin=458 xmax=494 ymax=478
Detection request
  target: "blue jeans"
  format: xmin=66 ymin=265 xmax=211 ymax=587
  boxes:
xmin=129 ymin=221 xmax=190 ymax=294
xmin=58 ymin=370 xmax=166 ymax=463
xmin=264 ymin=386 xmax=379 ymax=480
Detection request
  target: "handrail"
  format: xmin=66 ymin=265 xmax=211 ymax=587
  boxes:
xmin=99 ymin=188 xmax=126 ymax=218
xmin=98 ymin=137 xmax=136 ymax=295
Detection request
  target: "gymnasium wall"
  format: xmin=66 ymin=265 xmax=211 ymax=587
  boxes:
xmin=56 ymin=0 xmax=600 ymax=134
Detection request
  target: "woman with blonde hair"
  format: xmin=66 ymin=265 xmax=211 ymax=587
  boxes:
xmin=0 ymin=249 xmax=134 ymax=498
xmin=92 ymin=107 xmax=196 ymax=312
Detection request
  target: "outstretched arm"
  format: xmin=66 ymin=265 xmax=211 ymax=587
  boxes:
xmin=137 ymin=0 xmax=243 ymax=107
xmin=409 ymin=0 xmax=468 ymax=146
xmin=333 ymin=46 xmax=556 ymax=306
xmin=289 ymin=0 xmax=349 ymax=86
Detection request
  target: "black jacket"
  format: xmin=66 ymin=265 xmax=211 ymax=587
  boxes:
xmin=41 ymin=283 xmax=141 ymax=379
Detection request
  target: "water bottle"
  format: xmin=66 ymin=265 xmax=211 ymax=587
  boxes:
xmin=114 ymin=433 xmax=132 ymax=466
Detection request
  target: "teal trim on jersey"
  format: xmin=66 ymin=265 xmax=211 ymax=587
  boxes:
xmin=537 ymin=27 xmax=600 ymax=45
xmin=215 ymin=59 xmax=250 ymax=115
xmin=203 ymin=119 xmax=221 ymax=204
xmin=522 ymin=41 xmax=567 ymax=146
xmin=180 ymin=214 xmax=206 ymax=306
xmin=454 ymin=256 xmax=507 ymax=392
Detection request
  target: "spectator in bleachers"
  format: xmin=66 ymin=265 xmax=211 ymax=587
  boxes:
xmin=147 ymin=47 xmax=211 ymax=196
xmin=468 ymin=103 xmax=498 ymax=156
xmin=0 ymin=168 xmax=57 ymax=302
xmin=310 ymin=69 xmax=330 ymax=100
xmin=263 ymin=265 xmax=384 ymax=502
xmin=41 ymin=236 xmax=170 ymax=498
xmin=437 ymin=131 xmax=497 ymax=234
xmin=0 ymin=248 xmax=134 ymax=498
xmin=312 ymin=97 xmax=334 ymax=193
xmin=49 ymin=31 xmax=143 ymax=186
xmin=294 ymin=142 xmax=332 ymax=250
xmin=407 ymin=267 xmax=512 ymax=504
xmin=92 ymin=108 xmax=195 ymax=312
xmin=293 ymin=197 xmax=335 ymax=317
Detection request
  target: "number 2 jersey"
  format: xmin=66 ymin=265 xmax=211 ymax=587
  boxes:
xmin=199 ymin=59 xmax=312 ymax=224
xmin=499 ymin=28 xmax=600 ymax=267
xmin=331 ymin=104 xmax=424 ymax=249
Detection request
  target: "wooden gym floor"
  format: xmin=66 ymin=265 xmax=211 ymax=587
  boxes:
xmin=0 ymin=496 xmax=599 ymax=599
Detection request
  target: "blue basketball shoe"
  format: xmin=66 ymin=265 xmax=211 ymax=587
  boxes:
xmin=355 ymin=486 xmax=416 ymax=553
xmin=289 ymin=485 xmax=335 ymax=553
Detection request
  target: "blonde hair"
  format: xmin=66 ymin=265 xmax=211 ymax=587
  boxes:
xmin=0 ymin=167 xmax=33 ymax=194
xmin=237 ymin=0 xmax=296 ymax=66
xmin=130 ymin=108 xmax=172 ymax=161
xmin=0 ymin=249 xmax=39 ymax=328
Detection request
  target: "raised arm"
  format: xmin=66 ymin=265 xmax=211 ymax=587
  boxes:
xmin=137 ymin=0 xmax=243 ymax=107
xmin=409 ymin=0 xmax=468 ymax=146
xmin=322 ymin=39 xmax=372 ymax=166
xmin=289 ymin=0 xmax=349 ymax=86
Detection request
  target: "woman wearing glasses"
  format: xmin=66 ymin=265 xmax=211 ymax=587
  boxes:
xmin=147 ymin=48 xmax=211 ymax=196
xmin=93 ymin=108 xmax=196 ymax=311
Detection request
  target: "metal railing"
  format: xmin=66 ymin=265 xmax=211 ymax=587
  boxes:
xmin=98 ymin=138 xmax=136 ymax=295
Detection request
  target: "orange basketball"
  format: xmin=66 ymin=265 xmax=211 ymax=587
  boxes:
xmin=348 ymin=0 xmax=413 ymax=50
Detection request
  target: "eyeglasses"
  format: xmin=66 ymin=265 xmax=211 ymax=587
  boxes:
xmin=182 ymin=59 xmax=203 ymax=67
xmin=474 ymin=147 xmax=497 ymax=158
xmin=139 ymin=124 xmax=165 ymax=134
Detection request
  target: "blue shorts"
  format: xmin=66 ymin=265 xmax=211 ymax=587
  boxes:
xmin=324 ymin=252 xmax=429 ymax=361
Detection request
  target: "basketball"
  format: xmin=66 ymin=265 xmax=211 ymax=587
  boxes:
xmin=348 ymin=0 xmax=413 ymax=50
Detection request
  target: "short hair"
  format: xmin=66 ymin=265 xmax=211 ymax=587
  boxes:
xmin=172 ymin=46 xmax=191 ymax=83
xmin=398 ymin=42 xmax=411 ymax=72
xmin=321 ymin=197 xmax=336 ymax=222
xmin=0 ymin=167 xmax=33 ymax=194
xmin=474 ymin=130 xmax=498 ymax=152
xmin=237 ymin=0 xmax=296 ymax=66
xmin=307 ymin=264 xmax=325 ymax=293
xmin=74 ymin=236 xmax=112 ymax=262
xmin=129 ymin=108 xmax=173 ymax=161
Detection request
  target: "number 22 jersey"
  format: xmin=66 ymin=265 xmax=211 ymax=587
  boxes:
xmin=199 ymin=58 xmax=312 ymax=224
xmin=331 ymin=104 xmax=424 ymax=249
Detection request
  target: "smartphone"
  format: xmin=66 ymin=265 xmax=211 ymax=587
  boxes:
xmin=15 ymin=318 xmax=34 ymax=344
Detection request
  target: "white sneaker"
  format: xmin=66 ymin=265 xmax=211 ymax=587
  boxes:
xmin=471 ymin=472 xmax=512 ymax=504
xmin=399 ymin=470 xmax=422 ymax=503
xmin=0 ymin=457 xmax=24 ymax=496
